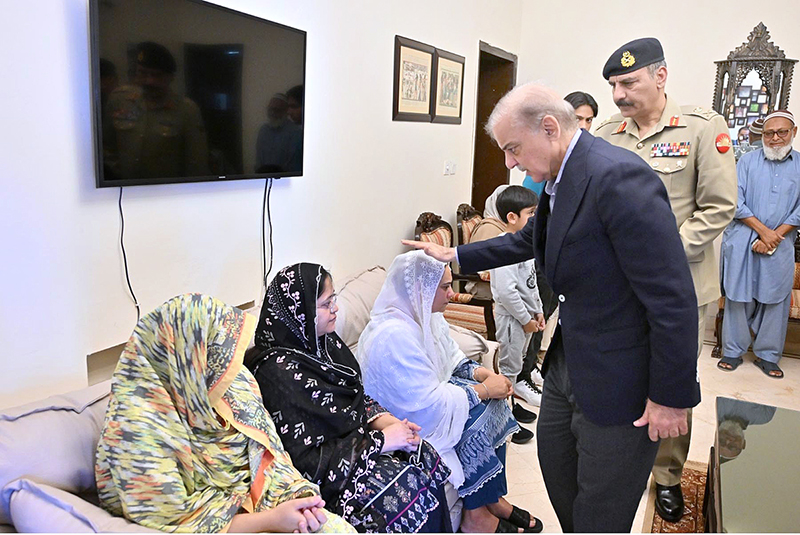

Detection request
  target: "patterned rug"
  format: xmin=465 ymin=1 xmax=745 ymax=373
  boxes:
xmin=647 ymin=461 xmax=707 ymax=533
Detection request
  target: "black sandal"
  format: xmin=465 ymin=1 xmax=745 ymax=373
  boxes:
xmin=495 ymin=517 xmax=521 ymax=533
xmin=754 ymin=358 xmax=784 ymax=379
xmin=507 ymin=506 xmax=544 ymax=533
xmin=717 ymin=356 xmax=743 ymax=372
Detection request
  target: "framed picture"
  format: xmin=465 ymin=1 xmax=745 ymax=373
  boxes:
xmin=761 ymin=103 xmax=770 ymax=114
xmin=393 ymin=36 xmax=435 ymax=122
xmin=431 ymin=48 xmax=465 ymax=124
xmin=728 ymin=119 xmax=735 ymax=128
xmin=757 ymin=94 xmax=767 ymax=103
xmin=737 ymin=118 xmax=745 ymax=126
xmin=735 ymin=106 xmax=746 ymax=118
xmin=749 ymin=103 xmax=760 ymax=113
xmin=738 ymin=85 xmax=752 ymax=98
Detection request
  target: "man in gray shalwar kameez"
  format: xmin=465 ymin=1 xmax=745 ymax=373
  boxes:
xmin=719 ymin=110 xmax=800 ymax=378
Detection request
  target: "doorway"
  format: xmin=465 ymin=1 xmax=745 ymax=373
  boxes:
xmin=471 ymin=42 xmax=517 ymax=212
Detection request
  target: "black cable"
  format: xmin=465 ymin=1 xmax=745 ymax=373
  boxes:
xmin=262 ymin=177 xmax=275 ymax=289
xmin=119 ymin=187 xmax=140 ymax=322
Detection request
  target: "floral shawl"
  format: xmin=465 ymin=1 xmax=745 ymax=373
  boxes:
xmin=95 ymin=293 xmax=353 ymax=533
xmin=246 ymin=264 xmax=450 ymax=532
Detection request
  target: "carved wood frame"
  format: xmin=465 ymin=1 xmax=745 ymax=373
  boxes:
xmin=712 ymin=23 xmax=796 ymax=117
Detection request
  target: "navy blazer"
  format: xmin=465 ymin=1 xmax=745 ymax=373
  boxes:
xmin=458 ymin=132 xmax=700 ymax=426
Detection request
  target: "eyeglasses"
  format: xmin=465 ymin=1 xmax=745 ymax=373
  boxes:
xmin=317 ymin=294 xmax=337 ymax=312
xmin=763 ymin=129 xmax=792 ymax=139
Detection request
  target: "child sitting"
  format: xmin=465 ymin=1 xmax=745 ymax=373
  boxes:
xmin=489 ymin=186 xmax=545 ymax=444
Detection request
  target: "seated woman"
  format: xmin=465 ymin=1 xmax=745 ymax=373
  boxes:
xmin=245 ymin=263 xmax=452 ymax=533
xmin=95 ymin=293 xmax=354 ymax=533
xmin=357 ymin=251 xmax=543 ymax=534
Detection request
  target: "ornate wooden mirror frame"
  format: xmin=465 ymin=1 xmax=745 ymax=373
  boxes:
xmin=712 ymin=23 xmax=796 ymax=127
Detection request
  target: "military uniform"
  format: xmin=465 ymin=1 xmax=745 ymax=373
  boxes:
xmin=596 ymin=96 xmax=737 ymax=486
xmin=103 ymin=85 xmax=208 ymax=180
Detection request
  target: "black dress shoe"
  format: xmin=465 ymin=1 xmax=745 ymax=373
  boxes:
xmin=512 ymin=401 xmax=537 ymax=423
xmin=655 ymin=483 xmax=684 ymax=522
xmin=511 ymin=426 xmax=533 ymax=444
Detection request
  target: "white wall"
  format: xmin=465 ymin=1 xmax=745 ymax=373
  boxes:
xmin=0 ymin=0 xmax=523 ymax=409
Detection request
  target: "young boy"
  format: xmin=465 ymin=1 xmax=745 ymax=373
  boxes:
xmin=489 ymin=186 xmax=545 ymax=443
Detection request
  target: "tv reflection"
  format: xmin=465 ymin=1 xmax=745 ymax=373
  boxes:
xmin=255 ymin=87 xmax=303 ymax=175
xmin=102 ymin=42 xmax=209 ymax=181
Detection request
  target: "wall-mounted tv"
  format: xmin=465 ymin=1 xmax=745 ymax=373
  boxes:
xmin=90 ymin=0 xmax=306 ymax=188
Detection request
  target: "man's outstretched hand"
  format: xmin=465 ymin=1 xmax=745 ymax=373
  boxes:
xmin=401 ymin=239 xmax=457 ymax=263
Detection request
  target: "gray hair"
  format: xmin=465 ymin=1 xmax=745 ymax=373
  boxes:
xmin=485 ymin=82 xmax=578 ymax=141
xmin=646 ymin=60 xmax=667 ymax=78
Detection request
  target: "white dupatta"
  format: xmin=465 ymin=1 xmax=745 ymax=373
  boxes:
xmin=356 ymin=251 xmax=470 ymax=487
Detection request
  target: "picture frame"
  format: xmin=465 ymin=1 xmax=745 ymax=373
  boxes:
xmin=431 ymin=48 xmax=465 ymax=124
xmin=738 ymin=85 xmax=752 ymax=98
xmin=393 ymin=36 xmax=435 ymax=122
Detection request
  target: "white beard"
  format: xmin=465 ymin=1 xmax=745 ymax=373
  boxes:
xmin=763 ymin=138 xmax=794 ymax=160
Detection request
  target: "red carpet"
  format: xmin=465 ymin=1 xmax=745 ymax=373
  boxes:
xmin=648 ymin=462 xmax=707 ymax=533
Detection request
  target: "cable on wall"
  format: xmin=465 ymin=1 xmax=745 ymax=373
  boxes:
xmin=262 ymin=177 xmax=275 ymax=291
xmin=118 ymin=187 xmax=141 ymax=322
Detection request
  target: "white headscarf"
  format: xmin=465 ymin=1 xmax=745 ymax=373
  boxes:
xmin=482 ymin=184 xmax=509 ymax=220
xmin=357 ymin=250 xmax=470 ymax=487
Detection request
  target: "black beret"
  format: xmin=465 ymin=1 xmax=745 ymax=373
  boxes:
xmin=135 ymin=42 xmax=177 ymax=74
xmin=602 ymin=37 xmax=664 ymax=80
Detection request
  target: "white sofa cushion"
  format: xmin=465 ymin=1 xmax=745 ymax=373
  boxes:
xmin=6 ymin=479 xmax=156 ymax=533
xmin=0 ymin=381 xmax=111 ymax=526
xmin=335 ymin=265 xmax=387 ymax=350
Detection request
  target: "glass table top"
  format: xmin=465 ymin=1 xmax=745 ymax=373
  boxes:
xmin=716 ymin=396 xmax=800 ymax=532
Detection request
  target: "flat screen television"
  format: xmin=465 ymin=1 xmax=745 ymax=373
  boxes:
xmin=90 ymin=0 xmax=306 ymax=187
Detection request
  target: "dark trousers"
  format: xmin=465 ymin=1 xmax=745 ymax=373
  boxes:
xmin=536 ymin=330 xmax=659 ymax=532
xmin=520 ymin=262 xmax=557 ymax=381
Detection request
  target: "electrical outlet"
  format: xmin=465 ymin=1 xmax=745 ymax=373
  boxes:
xmin=443 ymin=161 xmax=451 ymax=175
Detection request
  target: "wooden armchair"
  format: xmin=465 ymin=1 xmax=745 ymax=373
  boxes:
xmin=415 ymin=211 xmax=497 ymax=340
xmin=712 ymin=238 xmax=800 ymax=357
xmin=456 ymin=203 xmax=482 ymax=246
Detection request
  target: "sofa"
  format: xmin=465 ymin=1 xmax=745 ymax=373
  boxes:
xmin=0 ymin=265 xmax=497 ymax=532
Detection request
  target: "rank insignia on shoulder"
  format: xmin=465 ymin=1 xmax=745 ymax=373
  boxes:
xmin=651 ymin=142 xmax=690 ymax=158
xmin=715 ymin=133 xmax=732 ymax=153
xmin=669 ymin=116 xmax=680 ymax=127
xmin=615 ymin=121 xmax=627 ymax=134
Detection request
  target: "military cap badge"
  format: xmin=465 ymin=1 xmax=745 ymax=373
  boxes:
xmin=621 ymin=51 xmax=636 ymax=68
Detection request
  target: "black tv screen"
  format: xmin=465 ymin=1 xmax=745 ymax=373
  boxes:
xmin=90 ymin=0 xmax=306 ymax=187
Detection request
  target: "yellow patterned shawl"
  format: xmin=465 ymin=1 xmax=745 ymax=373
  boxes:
xmin=95 ymin=294 xmax=353 ymax=533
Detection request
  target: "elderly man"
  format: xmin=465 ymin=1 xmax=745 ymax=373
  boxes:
xmin=717 ymin=110 xmax=800 ymax=379
xmin=594 ymin=37 xmax=737 ymax=523
xmin=404 ymin=82 xmax=700 ymax=532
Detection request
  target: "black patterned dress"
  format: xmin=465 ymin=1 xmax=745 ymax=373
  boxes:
xmin=246 ymin=263 xmax=452 ymax=533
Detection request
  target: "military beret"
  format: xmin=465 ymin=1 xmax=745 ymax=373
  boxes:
xmin=602 ymin=37 xmax=664 ymax=80
xmin=136 ymin=41 xmax=177 ymax=74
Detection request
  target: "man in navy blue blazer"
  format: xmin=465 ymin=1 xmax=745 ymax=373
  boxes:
xmin=404 ymin=83 xmax=700 ymax=532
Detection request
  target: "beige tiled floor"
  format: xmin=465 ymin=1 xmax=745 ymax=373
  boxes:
xmin=505 ymin=343 xmax=800 ymax=533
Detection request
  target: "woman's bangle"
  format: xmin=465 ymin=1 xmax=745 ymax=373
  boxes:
xmin=480 ymin=382 xmax=490 ymax=400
